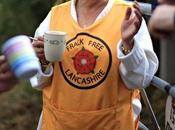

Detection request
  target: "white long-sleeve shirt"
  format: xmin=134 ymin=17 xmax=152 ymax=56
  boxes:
xmin=31 ymin=1 xmax=158 ymax=129
xmin=31 ymin=0 xmax=158 ymax=90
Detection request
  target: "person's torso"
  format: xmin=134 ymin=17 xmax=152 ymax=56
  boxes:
xmin=41 ymin=1 xmax=136 ymax=130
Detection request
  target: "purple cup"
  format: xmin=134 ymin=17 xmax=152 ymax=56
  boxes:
xmin=2 ymin=35 xmax=41 ymax=79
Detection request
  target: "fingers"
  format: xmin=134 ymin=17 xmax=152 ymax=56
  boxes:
xmin=37 ymin=36 xmax=44 ymax=41
xmin=0 ymin=55 xmax=11 ymax=73
xmin=32 ymin=36 xmax=45 ymax=58
xmin=38 ymin=54 xmax=45 ymax=59
xmin=133 ymin=1 xmax=142 ymax=21
xmin=35 ymin=47 xmax=44 ymax=53
xmin=0 ymin=55 xmax=6 ymax=65
xmin=131 ymin=2 xmax=142 ymax=31
xmin=0 ymin=56 xmax=16 ymax=81
xmin=0 ymin=61 xmax=11 ymax=73
xmin=134 ymin=9 xmax=142 ymax=21
xmin=31 ymin=36 xmax=48 ymax=65
xmin=35 ymin=47 xmax=44 ymax=57
xmin=0 ymin=71 xmax=15 ymax=81
xmin=0 ymin=64 xmax=16 ymax=81
xmin=0 ymin=79 xmax=17 ymax=93
xmin=32 ymin=37 xmax=44 ymax=49
xmin=133 ymin=9 xmax=142 ymax=29
xmin=133 ymin=3 xmax=142 ymax=20
xmin=133 ymin=1 xmax=141 ymax=12
xmin=124 ymin=7 xmax=132 ymax=20
xmin=32 ymin=39 xmax=44 ymax=48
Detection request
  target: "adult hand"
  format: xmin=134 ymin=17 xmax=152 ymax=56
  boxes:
xmin=148 ymin=5 xmax=175 ymax=38
xmin=121 ymin=1 xmax=142 ymax=51
xmin=32 ymin=36 xmax=49 ymax=66
xmin=0 ymin=55 xmax=18 ymax=93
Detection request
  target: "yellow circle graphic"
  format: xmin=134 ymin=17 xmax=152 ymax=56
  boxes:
xmin=59 ymin=33 xmax=112 ymax=89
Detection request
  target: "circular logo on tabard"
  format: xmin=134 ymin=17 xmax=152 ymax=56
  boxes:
xmin=59 ymin=32 xmax=112 ymax=89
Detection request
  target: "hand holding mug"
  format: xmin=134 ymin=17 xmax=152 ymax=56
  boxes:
xmin=2 ymin=35 xmax=40 ymax=79
xmin=32 ymin=36 xmax=49 ymax=66
xmin=0 ymin=55 xmax=18 ymax=93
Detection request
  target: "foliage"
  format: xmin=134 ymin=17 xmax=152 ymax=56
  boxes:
xmin=0 ymin=81 xmax=42 ymax=130
xmin=0 ymin=0 xmax=56 ymax=44
xmin=0 ymin=0 xmax=56 ymax=130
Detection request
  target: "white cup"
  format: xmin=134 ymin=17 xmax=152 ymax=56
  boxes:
xmin=44 ymin=31 xmax=67 ymax=62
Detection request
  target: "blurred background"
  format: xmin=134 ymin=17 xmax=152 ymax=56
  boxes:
xmin=0 ymin=0 xmax=172 ymax=130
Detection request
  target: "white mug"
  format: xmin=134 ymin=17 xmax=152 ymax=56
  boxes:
xmin=44 ymin=31 xmax=67 ymax=62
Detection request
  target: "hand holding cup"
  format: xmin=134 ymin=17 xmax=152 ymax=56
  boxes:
xmin=32 ymin=36 xmax=49 ymax=66
xmin=0 ymin=55 xmax=18 ymax=93
xmin=1 ymin=35 xmax=40 ymax=79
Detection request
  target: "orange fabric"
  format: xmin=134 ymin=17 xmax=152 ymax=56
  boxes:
xmin=41 ymin=1 xmax=139 ymax=130
xmin=135 ymin=116 xmax=140 ymax=130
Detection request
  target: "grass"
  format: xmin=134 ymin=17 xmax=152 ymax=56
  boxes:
xmin=0 ymin=81 xmax=42 ymax=130
xmin=140 ymin=86 xmax=167 ymax=130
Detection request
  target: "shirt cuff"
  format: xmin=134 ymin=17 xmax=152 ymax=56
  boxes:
xmin=117 ymin=39 xmax=145 ymax=71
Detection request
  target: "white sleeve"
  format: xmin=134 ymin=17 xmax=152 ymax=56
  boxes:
xmin=117 ymin=18 xmax=159 ymax=89
xmin=34 ymin=11 xmax=51 ymax=37
xmin=30 ymin=11 xmax=53 ymax=90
